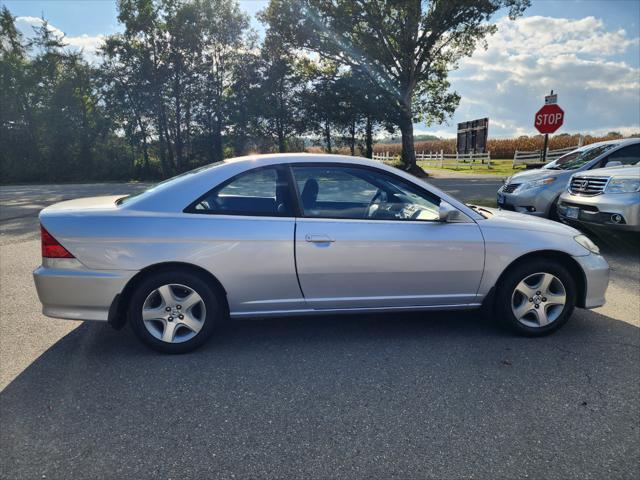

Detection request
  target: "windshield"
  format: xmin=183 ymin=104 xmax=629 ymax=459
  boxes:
xmin=117 ymin=161 xmax=225 ymax=205
xmin=544 ymin=144 xmax=617 ymax=170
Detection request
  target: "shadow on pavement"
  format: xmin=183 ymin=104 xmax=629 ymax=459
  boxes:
xmin=1 ymin=310 xmax=639 ymax=479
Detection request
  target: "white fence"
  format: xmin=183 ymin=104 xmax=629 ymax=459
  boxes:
xmin=372 ymin=151 xmax=393 ymax=162
xmin=418 ymin=150 xmax=491 ymax=168
xmin=513 ymin=136 xmax=585 ymax=167
xmin=372 ymin=150 xmax=491 ymax=169
xmin=513 ymin=145 xmax=578 ymax=167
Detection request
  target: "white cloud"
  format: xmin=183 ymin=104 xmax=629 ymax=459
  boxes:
xmin=15 ymin=16 xmax=105 ymax=63
xmin=418 ymin=15 xmax=640 ymax=138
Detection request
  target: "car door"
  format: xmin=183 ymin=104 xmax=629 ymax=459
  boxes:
xmin=184 ymin=164 xmax=304 ymax=315
xmin=291 ymin=163 xmax=485 ymax=310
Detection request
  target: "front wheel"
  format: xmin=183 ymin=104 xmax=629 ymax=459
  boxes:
xmin=128 ymin=270 xmax=223 ymax=353
xmin=496 ymin=260 xmax=576 ymax=336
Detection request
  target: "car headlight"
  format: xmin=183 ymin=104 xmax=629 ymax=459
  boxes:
xmin=574 ymin=234 xmax=600 ymax=254
xmin=518 ymin=177 xmax=556 ymax=191
xmin=605 ymin=178 xmax=640 ymax=194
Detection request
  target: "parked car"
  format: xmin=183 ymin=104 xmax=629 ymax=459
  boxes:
xmin=497 ymin=138 xmax=640 ymax=218
xmin=558 ymin=164 xmax=640 ymax=231
xmin=34 ymin=154 xmax=609 ymax=353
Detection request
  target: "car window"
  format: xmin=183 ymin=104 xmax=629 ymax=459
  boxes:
xmin=117 ymin=161 xmax=225 ymax=205
xmin=189 ymin=166 xmax=293 ymax=216
xmin=291 ymin=165 xmax=441 ymax=221
xmin=603 ymin=144 xmax=640 ymax=166
xmin=544 ymin=144 xmax=617 ymax=170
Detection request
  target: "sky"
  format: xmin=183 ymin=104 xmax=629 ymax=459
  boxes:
xmin=3 ymin=0 xmax=639 ymax=138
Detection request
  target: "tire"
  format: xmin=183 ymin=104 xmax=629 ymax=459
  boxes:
xmin=495 ymin=260 xmax=576 ymax=336
xmin=548 ymin=197 xmax=560 ymax=221
xmin=128 ymin=269 xmax=224 ymax=353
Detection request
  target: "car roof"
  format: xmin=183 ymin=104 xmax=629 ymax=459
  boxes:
xmin=223 ymin=152 xmax=389 ymax=168
xmin=576 ymin=137 xmax=639 ymax=151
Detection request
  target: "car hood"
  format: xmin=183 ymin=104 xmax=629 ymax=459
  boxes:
xmin=508 ymin=168 xmax=568 ymax=184
xmin=576 ymin=165 xmax=640 ymax=178
xmin=479 ymin=207 xmax=581 ymax=236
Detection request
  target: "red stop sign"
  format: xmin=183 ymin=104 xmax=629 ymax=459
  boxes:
xmin=534 ymin=104 xmax=564 ymax=134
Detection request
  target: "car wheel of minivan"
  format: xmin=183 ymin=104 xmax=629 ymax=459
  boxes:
xmin=496 ymin=260 xmax=576 ymax=336
xmin=128 ymin=270 xmax=223 ymax=353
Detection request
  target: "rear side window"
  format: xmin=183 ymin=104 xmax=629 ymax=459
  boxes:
xmin=186 ymin=166 xmax=294 ymax=217
xmin=604 ymin=144 xmax=640 ymax=166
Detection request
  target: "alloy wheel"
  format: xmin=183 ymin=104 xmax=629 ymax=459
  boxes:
xmin=511 ymin=272 xmax=567 ymax=328
xmin=141 ymin=283 xmax=207 ymax=343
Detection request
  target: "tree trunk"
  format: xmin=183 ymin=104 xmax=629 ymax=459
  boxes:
xmin=277 ymin=120 xmax=286 ymax=153
xmin=156 ymin=114 xmax=170 ymax=176
xmin=212 ymin=114 xmax=224 ymax=162
xmin=349 ymin=120 xmax=356 ymax=156
xmin=365 ymin=114 xmax=373 ymax=159
xmin=399 ymin=104 xmax=421 ymax=175
xmin=324 ymin=118 xmax=332 ymax=153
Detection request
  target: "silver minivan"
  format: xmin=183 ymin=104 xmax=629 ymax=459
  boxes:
xmin=497 ymin=138 xmax=640 ymax=218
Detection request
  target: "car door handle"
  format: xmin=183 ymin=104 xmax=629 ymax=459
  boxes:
xmin=305 ymin=234 xmax=335 ymax=243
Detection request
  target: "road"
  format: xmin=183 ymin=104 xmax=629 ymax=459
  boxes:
xmin=1 ymin=180 xmax=638 ymax=480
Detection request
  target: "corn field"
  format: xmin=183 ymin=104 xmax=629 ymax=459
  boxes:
xmin=371 ymin=133 xmax=634 ymax=159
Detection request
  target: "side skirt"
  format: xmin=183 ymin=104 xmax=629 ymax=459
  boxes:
xmin=230 ymin=303 xmax=483 ymax=319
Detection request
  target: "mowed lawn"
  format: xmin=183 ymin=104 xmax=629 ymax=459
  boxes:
xmin=384 ymin=158 xmax=527 ymax=177
xmin=418 ymin=159 xmax=526 ymax=177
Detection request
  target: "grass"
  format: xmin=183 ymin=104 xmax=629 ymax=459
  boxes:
xmin=381 ymin=158 xmax=525 ymax=177
xmin=466 ymin=198 xmax=498 ymax=208
xmin=417 ymin=159 xmax=524 ymax=177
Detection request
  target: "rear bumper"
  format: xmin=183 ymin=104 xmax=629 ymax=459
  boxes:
xmin=33 ymin=260 xmax=136 ymax=321
xmin=573 ymin=253 xmax=610 ymax=309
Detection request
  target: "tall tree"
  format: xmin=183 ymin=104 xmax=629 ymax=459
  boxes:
xmin=260 ymin=0 xmax=529 ymax=173
xmin=254 ymin=32 xmax=308 ymax=153
xmin=196 ymin=0 xmax=250 ymax=163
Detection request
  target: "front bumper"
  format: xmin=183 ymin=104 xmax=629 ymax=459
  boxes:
xmin=573 ymin=253 xmax=610 ymax=309
xmin=497 ymin=185 xmax=558 ymax=217
xmin=558 ymin=192 xmax=640 ymax=232
xmin=33 ymin=259 xmax=136 ymax=321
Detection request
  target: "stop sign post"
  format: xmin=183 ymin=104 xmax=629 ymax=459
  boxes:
xmin=534 ymin=91 xmax=564 ymax=162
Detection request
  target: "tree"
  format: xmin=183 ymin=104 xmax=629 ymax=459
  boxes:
xmin=254 ymin=32 xmax=308 ymax=152
xmin=300 ymin=59 xmax=342 ymax=153
xmin=226 ymin=48 xmax=262 ymax=156
xmin=260 ymin=0 xmax=529 ymax=173
xmin=196 ymin=0 xmax=250 ymax=162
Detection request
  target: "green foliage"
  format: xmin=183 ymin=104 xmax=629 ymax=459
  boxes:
xmin=260 ymin=0 xmax=529 ymax=169
xmin=1 ymin=0 xmax=530 ymax=184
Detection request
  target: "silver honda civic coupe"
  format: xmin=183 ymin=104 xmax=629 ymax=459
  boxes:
xmin=34 ymin=154 xmax=609 ymax=353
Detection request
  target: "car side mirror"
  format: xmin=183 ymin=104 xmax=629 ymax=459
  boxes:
xmin=605 ymin=160 xmax=622 ymax=168
xmin=439 ymin=201 xmax=460 ymax=223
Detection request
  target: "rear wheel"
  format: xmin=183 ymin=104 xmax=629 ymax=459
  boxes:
xmin=128 ymin=270 xmax=223 ymax=353
xmin=496 ymin=260 xmax=576 ymax=336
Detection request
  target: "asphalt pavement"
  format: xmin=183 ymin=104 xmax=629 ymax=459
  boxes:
xmin=0 ymin=179 xmax=638 ymax=480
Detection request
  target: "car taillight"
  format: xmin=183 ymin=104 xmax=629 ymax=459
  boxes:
xmin=41 ymin=225 xmax=74 ymax=258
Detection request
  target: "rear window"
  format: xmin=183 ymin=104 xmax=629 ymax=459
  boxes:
xmin=117 ymin=162 xmax=225 ymax=206
xmin=186 ymin=166 xmax=294 ymax=217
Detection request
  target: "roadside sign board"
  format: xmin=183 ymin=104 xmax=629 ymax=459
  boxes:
xmin=535 ymin=104 xmax=564 ymax=134
xmin=545 ymin=93 xmax=558 ymax=105
xmin=456 ymin=117 xmax=489 ymax=153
